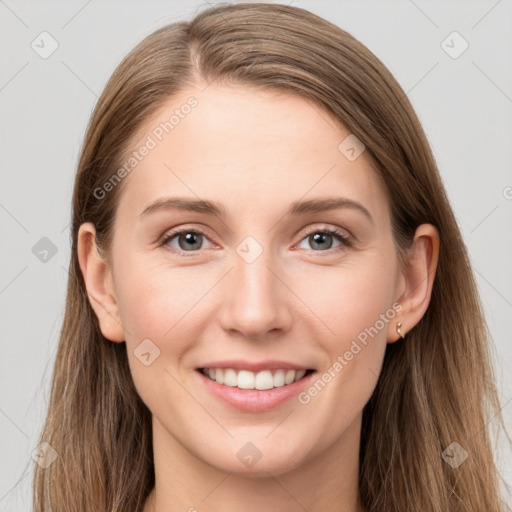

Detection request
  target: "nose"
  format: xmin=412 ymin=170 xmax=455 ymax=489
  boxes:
xmin=217 ymin=247 xmax=293 ymax=341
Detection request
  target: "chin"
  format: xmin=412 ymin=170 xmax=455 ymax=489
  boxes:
xmin=201 ymin=439 xmax=309 ymax=477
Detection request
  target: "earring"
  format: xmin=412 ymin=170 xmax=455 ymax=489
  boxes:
xmin=396 ymin=322 xmax=406 ymax=339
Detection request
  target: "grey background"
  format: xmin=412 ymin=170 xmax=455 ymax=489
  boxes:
xmin=1 ymin=0 xmax=511 ymax=509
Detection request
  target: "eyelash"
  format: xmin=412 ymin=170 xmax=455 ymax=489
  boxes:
xmin=159 ymin=225 xmax=353 ymax=257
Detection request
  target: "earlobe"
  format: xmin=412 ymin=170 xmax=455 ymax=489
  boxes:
xmin=388 ymin=223 xmax=440 ymax=343
xmin=77 ymin=223 xmax=125 ymax=343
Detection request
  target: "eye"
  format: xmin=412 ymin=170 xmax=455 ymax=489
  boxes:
xmin=160 ymin=229 xmax=214 ymax=254
xmin=159 ymin=225 xmax=353 ymax=256
xmin=296 ymin=226 xmax=352 ymax=252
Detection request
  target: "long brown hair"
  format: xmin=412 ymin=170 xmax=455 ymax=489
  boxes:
xmin=33 ymin=3 xmax=510 ymax=511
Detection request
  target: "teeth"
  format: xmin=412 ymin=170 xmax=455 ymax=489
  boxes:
xmin=223 ymin=368 xmax=238 ymax=387
xmin=284 ymin=369 xmax=295 ymax=385
xmin=202 ymin=368 xmax=310 ymax=390
xmin=238 ymin=370 xmax=255 ymax=389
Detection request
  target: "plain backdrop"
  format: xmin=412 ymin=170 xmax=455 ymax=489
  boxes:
xmin=1 ymin=0 xmax=511 ymax=509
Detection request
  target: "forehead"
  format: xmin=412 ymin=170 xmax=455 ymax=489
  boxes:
xmin=116 ymin=84 xmax=390 ymax=224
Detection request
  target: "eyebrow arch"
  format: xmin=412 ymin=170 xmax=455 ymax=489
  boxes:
xmin=287 ymin=197 xmax=373 ymax=224
xmin=140 ymin=196 xmax=373 ymax=224
xmin=140 ymin=197 xmax=225 ymax=218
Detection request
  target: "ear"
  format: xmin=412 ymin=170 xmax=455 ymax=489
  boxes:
xmin=77 ymin=222 xmax=125 ymax=342
xmin=388 ymin=223 xmax=440 ymax=343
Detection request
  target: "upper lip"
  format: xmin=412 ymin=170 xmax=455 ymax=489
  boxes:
xmin=197 ymin=360 xmax=314 ymax=372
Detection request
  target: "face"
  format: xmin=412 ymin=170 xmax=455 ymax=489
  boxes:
xmin=93 ymin=84 xmax=406 ymax=475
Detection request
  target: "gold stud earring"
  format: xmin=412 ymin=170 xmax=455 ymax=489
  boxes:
xmin=396 ymin=322 xmax=406 ymax=339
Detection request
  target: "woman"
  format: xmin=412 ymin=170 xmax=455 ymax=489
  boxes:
xmin=33 ymin=3 xmax=510 ymax=511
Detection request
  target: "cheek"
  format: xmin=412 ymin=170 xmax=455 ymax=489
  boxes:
xmin=292 ymin=253 xmax=397 ymax=342
xmin=115 ymin=257 xmax=211 ymax=342
xmin=113 ymin=258 xmax=221 ymax=408
xmin=293 ymin=251 xmax=397 ymax=403
xmin=114 ymin=258 xmax=203 ymax=410
xmin=292 ymin=262 xmax=395 ymax=432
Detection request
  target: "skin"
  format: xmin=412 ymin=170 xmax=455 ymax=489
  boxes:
xmin=78 ymin=83 xmax=439 ymax=512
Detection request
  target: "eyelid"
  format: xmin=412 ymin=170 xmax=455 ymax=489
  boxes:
xmin=159 ymin=223 xmax=214 ymax=241
xmin=297 ymin=223 xmax=352 ymax=241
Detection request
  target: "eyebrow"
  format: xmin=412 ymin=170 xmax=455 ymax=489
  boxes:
xmin=140 ymin=196 xmax=373 ymax=224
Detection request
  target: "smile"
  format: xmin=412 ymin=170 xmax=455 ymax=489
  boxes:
xmin=200 ymin=367 xmax=314 ymax=390
xmin=195 ymin=363 xmax=317 ymax=412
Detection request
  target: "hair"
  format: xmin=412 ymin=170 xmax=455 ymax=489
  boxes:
xmin=33 ymin=3 xmax=510 ymax=511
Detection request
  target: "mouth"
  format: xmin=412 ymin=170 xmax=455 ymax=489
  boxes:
xmin=195 ymin=365 xmax=316 ymax=412
xmin=197 ymin=367 xmax=315 ymax=390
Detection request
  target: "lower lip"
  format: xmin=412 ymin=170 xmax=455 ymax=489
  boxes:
xmin=196 ymin=370 xmax=316 ymax=412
